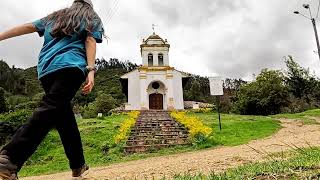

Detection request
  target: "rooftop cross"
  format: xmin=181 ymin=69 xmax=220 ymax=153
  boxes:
xmin=152 ymin=24 xmax=157 ymax=34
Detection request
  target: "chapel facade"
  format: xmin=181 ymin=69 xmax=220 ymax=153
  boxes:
xmin=120 ymin=33 xmax=188 ymax=110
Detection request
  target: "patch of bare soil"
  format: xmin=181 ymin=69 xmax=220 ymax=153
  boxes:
xmin=21 ymin=119 xmax=320 ymax=180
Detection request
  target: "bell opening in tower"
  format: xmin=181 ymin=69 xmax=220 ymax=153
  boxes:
xmin=158 ymin=53 xmax=164 ymax=66
xmin=148 ymin=53 xmax=153 ymax=66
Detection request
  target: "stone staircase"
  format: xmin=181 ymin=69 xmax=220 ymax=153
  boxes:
xmin=124 ymin=110 xmax=190 ymax=153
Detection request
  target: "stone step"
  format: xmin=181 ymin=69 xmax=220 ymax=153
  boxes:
xmin=133 ymin=125 xmax=182 ymax=129
xmin=139 ymin=114 xmax=171 ymax=116
xmin=131 ymin=127 xmax=188 ymax=133
xmin=131 ymin=128 xmax=188 ymax=132
xmin=129 ymin=132 xmax=188 ymax=137
xmin=136 ymin=121 xmax=180 ymax=126
xmin=134 ymin=124 xmax=182 ymax=129
xmin=130 ymin=133 xmax=188 ymax=137
xmin=136 ymin=119 xmax=176 ymax=123
xmin=129 ymin=134 xmax=189 ymax=139
xmin=128 ymin=134 xmax=189 ymax=141
xmin=126 ymin=138 xmax=189 ymax=146
xmin=138 ymin=117 xmax=171 ymax=119
xmin=124 ymin=143 xmax=189 ymax=153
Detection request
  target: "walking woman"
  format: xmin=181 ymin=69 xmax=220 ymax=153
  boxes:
xmin=0 ymin=0 xmax=104 ymax=179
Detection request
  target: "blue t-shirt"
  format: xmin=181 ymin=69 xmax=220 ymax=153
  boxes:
xmin=32 ymin=18 xmax=103 ymax=79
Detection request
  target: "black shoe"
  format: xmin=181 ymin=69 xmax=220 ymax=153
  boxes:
xmin=71 ymin=164 xmax=89 ymax=179
xmin=0 ymin=151 xmax=18 ymax=180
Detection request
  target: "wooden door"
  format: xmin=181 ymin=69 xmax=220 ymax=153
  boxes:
xmin=149 ymin=94 xmax=163 ymax=110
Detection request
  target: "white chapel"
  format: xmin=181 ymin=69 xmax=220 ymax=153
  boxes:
xmin=120 ymin=32 xmax=189 ymax=110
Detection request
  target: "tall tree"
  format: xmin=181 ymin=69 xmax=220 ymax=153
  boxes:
xmin=0 ymin=87 xmax=8 ymax=113
xmin=284 ymin=56 xmax=320 ymax=104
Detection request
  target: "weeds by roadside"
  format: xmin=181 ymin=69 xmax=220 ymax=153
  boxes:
xmin=172 ymin=146 xmax=320 ymax=179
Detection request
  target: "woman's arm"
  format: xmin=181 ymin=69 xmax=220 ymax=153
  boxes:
xmin=82 ymin=36 xmax=97 ymax=95
xmin=0 ymin=23 xmax=37 ymax=41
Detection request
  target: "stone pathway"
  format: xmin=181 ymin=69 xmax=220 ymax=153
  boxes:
xmin=21 ymin=119 xmax=320 ymax=180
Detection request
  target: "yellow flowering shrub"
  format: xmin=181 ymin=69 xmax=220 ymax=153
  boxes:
xmin=114 ymin=111 xmax=140 ymax=143
xmin=171 ymin=111 xmax=212 ymax=139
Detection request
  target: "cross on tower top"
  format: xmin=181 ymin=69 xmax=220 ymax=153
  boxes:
xmin=152 ymin=24 xmax=157 ymax=34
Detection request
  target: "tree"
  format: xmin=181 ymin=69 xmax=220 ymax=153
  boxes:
xmin=0 ymin=60 xmax=27 ymax=95
xmin=0 ymin=87 xmax=8 ymax=113
xmin=220 ymin=78 xmax=247 ymax=112
xmin=283 ymin=56 xmax=320 ymax=111
xmin=284 ymin=56 xmax=315 ymax=99
xmin=233 ymin=69 xmax=289 ymax=115
xmin=183 ymin=75 xmax=212 ymax=103
xmin=95 ymin=93 xmax=117 ymax=115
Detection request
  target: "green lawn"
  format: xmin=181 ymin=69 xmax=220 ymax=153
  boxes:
xmin=20 ymin=112 xmax=281 ymax=177
xmin=187 ymin=112 xmax=281 ymax=148
xmin=173 ymin=147 xmax=320 ymax=179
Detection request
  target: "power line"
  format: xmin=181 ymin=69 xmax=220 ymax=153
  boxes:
xmin=105 ymin=0 xmax=118 ymax=22
xmin=105 ymin=0 xmax=120 ymax=23
xmin=317 ymin=0 xmax=320 ymax=18
xmin=106 ymin=0 xmax=120 ymax=24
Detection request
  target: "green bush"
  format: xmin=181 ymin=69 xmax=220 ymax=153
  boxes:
xmin=0 ymin=109 xmax=32 ymax=145
xmin=95 ymin=93 xmax=116 ymax=116
xmin=7 ymin=95 xmax=30 ymax=111
xmin=80 ymin=103 xmax=97 ymax=119
xmin=0 ymin=87 xmax=8 ymax=113
xmin=233 ymin=69 xmax=289 ymax=115
xmin=15 ymin=101 xmax=39 ymax=111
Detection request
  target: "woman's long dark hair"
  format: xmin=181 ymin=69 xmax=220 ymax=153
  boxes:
xmin=43 ymin=1 xmax=104 ymax=38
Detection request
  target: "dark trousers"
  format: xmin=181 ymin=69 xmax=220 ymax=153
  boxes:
xmin=2 ymin=68 xmax=86 ymax=170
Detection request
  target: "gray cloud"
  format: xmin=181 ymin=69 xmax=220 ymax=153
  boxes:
xmin=1 ymin=0 xmax=320 ymax=80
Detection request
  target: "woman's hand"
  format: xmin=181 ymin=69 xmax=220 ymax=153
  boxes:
xmin=82 ymin=71 xmax=95 ymax=95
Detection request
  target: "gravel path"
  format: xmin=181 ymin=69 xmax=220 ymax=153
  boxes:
xmin=22 ymin=119 xmax=320 ymax=180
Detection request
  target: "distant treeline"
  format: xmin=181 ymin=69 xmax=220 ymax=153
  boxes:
xmin=1 ymin=55 xmax=320 ymax=117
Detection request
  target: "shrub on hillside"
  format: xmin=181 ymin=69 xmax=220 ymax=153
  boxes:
xmin=95 ymin=93 xmax=116 ymax=116
xmin=233 ymin=69 xmax=289 ymax=115
xmin=14 ymin=101 xmax=39 ymax=111
xmin=6 ymin=95 xmax=30 ymax=111
xmin=80 ymin=103 xmax=97 ymax=119
xmin=0 ymin=109 xmax=32 ymax=145
xmin=0 ymin=87 xmax=8 ymax=113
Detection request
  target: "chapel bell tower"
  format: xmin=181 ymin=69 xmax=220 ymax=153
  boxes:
xmin=140 ymin=32 xmax=170 ymax=67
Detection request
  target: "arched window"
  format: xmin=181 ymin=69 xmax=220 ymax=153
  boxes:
xmin=158 ymin=53 xmax=164 ymax=66
xmin=148 ymin=53 xmax=153 ymax=66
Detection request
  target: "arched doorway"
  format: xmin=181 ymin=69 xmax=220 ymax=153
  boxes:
xmin=149 ymin=93 xmax=163 ymax=110
xmin=148 ymin=81 xmax=166 ymax=110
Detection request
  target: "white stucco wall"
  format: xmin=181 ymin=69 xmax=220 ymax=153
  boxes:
xmin=123 ymin=70 xmax=141 ymax=110
xmin=172 ymin=70 xmax=185 ymax=110
xmin=121 ymin=69 xmax=185 ymax=110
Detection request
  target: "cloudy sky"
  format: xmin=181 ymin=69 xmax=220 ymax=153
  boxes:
xmin=1 ymin=0 xmax=320 ymax=79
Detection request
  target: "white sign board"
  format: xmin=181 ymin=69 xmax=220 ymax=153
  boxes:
xmin=209 ymin=77 xmax=224 ymax=96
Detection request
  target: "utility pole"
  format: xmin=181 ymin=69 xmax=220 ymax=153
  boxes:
xmin=294 ymin=4 xmax=320 ymax=61
xmin=311 ymin=18 xmax=320 ymax=60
